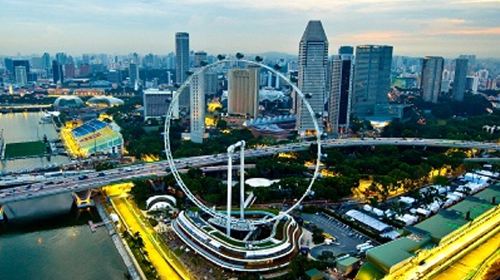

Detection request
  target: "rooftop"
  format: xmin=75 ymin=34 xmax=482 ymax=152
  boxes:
xmin=359 ymin=183 xmax=500 ymax=278
xmin=301 ymin=20 xmax=327 ymax=42
xmin=411 ymin=185 xmax=498 ymax=242
xmin=337 ymin=256 xmax=360 ymax=267
xmin=366 ymin=234 xmax=431 ymax=273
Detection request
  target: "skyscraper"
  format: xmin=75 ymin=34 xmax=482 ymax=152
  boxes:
xmin=352 ymin=45 xmax=393 ymax=118
xmin=42 ymin=52 xmax=51 ymax=70
xmin=52 ymin=60 xmax=64 ymax=84
xmin=194 ymin=51 xmax=207 ymax=68
xmin=143 ymin=89 xmax=179 ymax=120
xmin=296 ymin=20 xmax=329 ymax=135
xmin=10 ymin=60 xmax=31 ymax=81
xmin=459 ymin=54 xmax=475 ymax=68
xmin=452 ymin=58 xmax=468 ymax=102
xmin=190 ymin=71 xmax=206 ymax=143
xmin=4 ymin=58 xmax=13 ymax=74
xmin=328 ymin=46 xmax=354 ymax=135
xmin=205 ymin=71 xmax=218 ymax=96
xmin=55 ymin=52 xmax=67 ymax=65
xmin=175 ymin=32 xmax=190 ymax=109
xmin=129 ymin=63 xmax=139 ymax=89
xmin=466 ymin=76 xmax=479 ymax=94
xmin=421 ymin=56 xmax=444 ymax=103
xmin=64 ymin=64 xmax=76 ymax=79
xmin=228 ymin=66 xmax=260 ymax=118
xmin=14 ymin=66 xmax=27 ymax=86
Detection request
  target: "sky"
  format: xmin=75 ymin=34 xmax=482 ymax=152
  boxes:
xmin=1 ymin=0 xmax=499 ymax=58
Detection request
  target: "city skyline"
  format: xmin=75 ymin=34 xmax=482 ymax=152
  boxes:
xmin=1 ymin=0 xmax=499 ymax=57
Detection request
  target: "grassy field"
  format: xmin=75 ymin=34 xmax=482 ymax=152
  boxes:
xmin=4 ymin=141 xmax=47 ymax=159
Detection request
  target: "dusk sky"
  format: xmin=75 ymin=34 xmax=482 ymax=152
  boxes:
xmin=1 ymin=0 xmax=499 ymax=57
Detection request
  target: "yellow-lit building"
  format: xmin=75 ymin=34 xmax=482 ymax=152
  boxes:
xmin=61 ymin=119 xmax=123 ymax=158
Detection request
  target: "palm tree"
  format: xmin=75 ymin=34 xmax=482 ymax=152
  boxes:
xmin=136 ymin=235 xmax=145 ymax=249
xmin=122 ymin=230 xmax=131 ymax=240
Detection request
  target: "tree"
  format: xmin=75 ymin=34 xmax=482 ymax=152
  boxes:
xmin=312 ymin=227 xmax=325 ymax=244
xmin=130 ymin=180 xmax=155 ymax=209
xmin=216 ymin=119 xmax=227 ymax=130
xmin=433 ymin=175 xmax=448 ymax=186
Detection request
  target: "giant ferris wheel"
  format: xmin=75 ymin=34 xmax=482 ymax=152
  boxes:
xmin=164 ymin=57 xmax=323 ymax=235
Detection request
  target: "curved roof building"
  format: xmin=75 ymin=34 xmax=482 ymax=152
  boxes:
xmin=61 ymin=119 xmax=123 ymax=158
xmin=86 ymin=96 xmax=124 ymax=108
xmin=53 ymin=95 xmax=84 ymax=109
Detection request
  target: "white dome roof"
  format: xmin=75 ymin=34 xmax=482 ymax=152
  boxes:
xmin=53 ymin=95 xmax=84 ymax=108
xmin=87 ymin=95 xmax=124 ymax=107
xmin=245 ymin=178 xmax=279 ymax=188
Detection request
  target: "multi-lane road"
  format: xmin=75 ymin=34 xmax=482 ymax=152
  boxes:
xmin=1 ymin=137 xmax=499 ymax=205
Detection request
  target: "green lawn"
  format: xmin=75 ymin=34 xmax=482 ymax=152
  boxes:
xmin=4 ymin=141 xmax=47 ymax=159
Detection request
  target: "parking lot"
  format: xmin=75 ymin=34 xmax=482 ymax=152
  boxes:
xmin=301 ymin=212 xmax=373 ymax=256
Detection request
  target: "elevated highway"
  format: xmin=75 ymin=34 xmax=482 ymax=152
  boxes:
xmin=0 ymin=137 xmax=498 ymax=205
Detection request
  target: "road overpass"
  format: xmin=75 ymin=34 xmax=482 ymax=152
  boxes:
xmin=0 ymin=137 xmax=498 ymax=205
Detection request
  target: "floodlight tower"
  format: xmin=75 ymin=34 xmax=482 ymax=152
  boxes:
xmin=226 ymin=140 xmax=246 ymax=236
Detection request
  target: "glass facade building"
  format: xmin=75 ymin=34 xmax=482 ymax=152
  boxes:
xmin=352 ymin=45 xmax=393 ymax=118
xmin=295 ymin=20 xmax=329 ymax=135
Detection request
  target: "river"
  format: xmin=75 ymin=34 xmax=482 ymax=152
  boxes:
xmin=0 ymin=112 xmax=70 ymax=172
xmin=0 ymin=209 xmax=128 ymax=280
xmin=0 ymin=112 xmax=128 ymax=280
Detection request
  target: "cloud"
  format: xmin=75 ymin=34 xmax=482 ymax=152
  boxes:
xmin=336 ymin=31 xmax=409 ymax=44
xmin=431 ymin=27 xmax=500 ymax=36
xmin=0 ymin=0 xmax=499 ymax=56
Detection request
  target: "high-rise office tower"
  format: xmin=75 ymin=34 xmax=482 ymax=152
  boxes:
xmin=15 ymin=66 xmax=27 ymax=86
xmin=452 ymin=58 xmax=468 ymax=102
xmin=205 ymin=71 xmax=218 ymax=96
xmin=64 ymin=64 xmax=76 ymax=79
xmin=143 ymin=89 xmax=179 ymax=120
xmin=129 ymin=63 xmax=139 ymax=89
xmin=466 ymin=76 xmax=479 ymax=94
xmin=352 ymin=45 xmax=393 ymax=118
xmin=52 ymin=60 xmax=64 ymax=84
xmin=295 ymin=20 xmax=329 ymax=135
xmin=459 ymin=54 xmax=475 ymax=68
xmin=228 ymin=66 xmax=260 ymax=118
xmin=107 ymin=70 xmax=122 ymax=84
xmin=55 ymin=52 xmax=67 ymax=65
xmin=328 ymin=46 xmax=354 ymax=135
xmin=11 ymin=60 xmax=30 ymax=79
xmin=338 ymin=46 xmax=354 ymax=56
xmin=190 ymin=71 xmax=206 ymax=143
xmin=42 ymin=53 xmax=51 ymax=70
xmin=175 ymin=32 xmax=190 ymax=109
xmin=31 ymin=57 xmax=44 ymax=70
xmin=194 ymin=51 xmax=207 ymax=68
xmin=421 ymin=56 xmax=444 ymax=103
xmin=4 ymin=58 xmax=14 ymax=74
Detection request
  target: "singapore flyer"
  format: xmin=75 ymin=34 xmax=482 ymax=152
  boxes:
xmin=164 ymin=57 xmax=322 ymax=227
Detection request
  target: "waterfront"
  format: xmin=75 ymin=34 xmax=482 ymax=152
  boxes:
xmin=0 ymin=209 xmax=128 ymax=280
xmin=0 ymin=112 xmax=128 ymax=280
xmin=0 ymin=112 xmax=69 ymax=172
